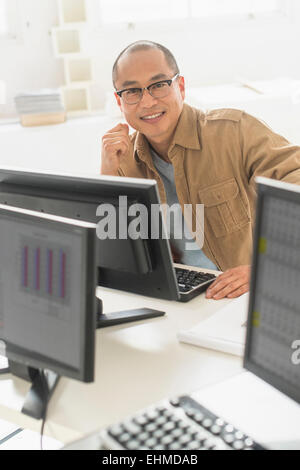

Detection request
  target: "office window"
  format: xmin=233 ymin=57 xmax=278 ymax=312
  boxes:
xmin=99 ymin=0 xmax=286 ymax=24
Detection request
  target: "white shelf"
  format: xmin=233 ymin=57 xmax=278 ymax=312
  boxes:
xmin=62 ymin=86 xmax=91 ymax=113
xmin=52 ymin=28 xmax=81 ymax=56
xmin=53 ymin=0 xmax=94 ymax=115
xmin=58 ymin=0 xmax=87 ymax=24
xmin=64 ymin=57 xmax=93 ymax=84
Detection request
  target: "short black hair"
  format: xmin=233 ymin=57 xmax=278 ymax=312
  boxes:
xmin=112 ymin=40 xmax=180 ymax=88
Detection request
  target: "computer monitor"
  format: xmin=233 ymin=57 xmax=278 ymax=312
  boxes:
xmin=0 ymin=204 xmax=97 ymax=419
xmin=244 ymin=176 xmax=300 ymax=405
xmin=0 ymin=167 xmax=179 ymax=303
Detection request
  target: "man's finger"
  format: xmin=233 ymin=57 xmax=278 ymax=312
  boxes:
xmin=106 ymin=123 xmax=129 ymax=135
xmin=102 ymin=140 xmax=128 ymax=156
xmin=208 ymin=269 xmax=236 ymax=286
xmin=206 ymin=272 xmax=236 ymax=297
xmin=208 ymin=278 xmax=244 ymax=300
xmin=226 ymin=283 xmax=249 ymax=298
xmin=102 ymin=135 xmax=130 ymax=147
xmin=206 ymin=265 xmax=250 ymax=299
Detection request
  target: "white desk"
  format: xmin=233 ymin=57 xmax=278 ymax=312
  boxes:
xmin=0 ymin=113 xmax=119 ymax=174
xmin=0 ymin=267 xmax=244 ymax=446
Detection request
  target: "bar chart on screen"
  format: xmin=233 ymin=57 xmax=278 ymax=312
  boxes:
xmin=19 ymin=237 xmax=70 ymax=304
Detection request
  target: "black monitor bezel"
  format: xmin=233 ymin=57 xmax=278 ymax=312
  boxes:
xmin=0 ymin=206 xmax=97 ymax=383
xmin=244 ymin=179 xmax=300 ymax=405
xmin=0 ymin=168 xmax=180 ymax=301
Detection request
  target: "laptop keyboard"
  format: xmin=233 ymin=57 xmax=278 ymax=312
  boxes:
xmin=101 ymin=395 xmax=265 ymax=450
xmin=175 ymin=268 xmax=216 ymax=300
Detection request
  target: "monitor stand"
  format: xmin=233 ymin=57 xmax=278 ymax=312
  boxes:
xmin=8 ymin=361 xmax=60 ymax=420
xmin=96 ymin=298 xmax=165 ymax=328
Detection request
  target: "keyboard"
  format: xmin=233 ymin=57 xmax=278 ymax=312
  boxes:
xmin=175 ymin=267 xmax=217 ymax=302
xmin=99 ymin=395 xmax=264 ymax=450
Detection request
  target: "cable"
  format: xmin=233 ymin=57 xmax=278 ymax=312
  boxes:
xmin=40 ymin=412 xmax=47 ymax=451
xmin=40 ymin=371 xmax=49 ymax=451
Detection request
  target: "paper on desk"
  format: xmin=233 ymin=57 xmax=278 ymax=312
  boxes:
xmin=0 ymin=418 xmax=20 ymax=442
xmin=177 ymin=293 xmax=249 ymax=357
xmin=0 ymin=429 xmax=62 ymax=450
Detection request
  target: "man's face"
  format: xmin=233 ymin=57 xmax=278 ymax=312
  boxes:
xmin=114 ymin=48 xmax=185 ymax=145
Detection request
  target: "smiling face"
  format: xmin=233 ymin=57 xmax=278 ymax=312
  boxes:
xmin=114 ymin=48 xmax=185 ymax=151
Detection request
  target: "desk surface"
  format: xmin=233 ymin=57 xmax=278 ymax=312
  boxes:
xmin=0 ymin=267 xmax=243 ymax=445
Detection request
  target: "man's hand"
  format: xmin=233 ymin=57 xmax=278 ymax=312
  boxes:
xmin=101 ymin=123 xmax=131 ymax=175
xmin=206 ymin=265 xmax=250 ymax=300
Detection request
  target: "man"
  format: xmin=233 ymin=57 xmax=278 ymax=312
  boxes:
xmin=101 ymin=40 xmax=300 ymax=300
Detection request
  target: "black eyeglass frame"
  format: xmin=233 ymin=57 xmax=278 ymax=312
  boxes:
xmin=115 ymin=73 xmax=180 ymax=103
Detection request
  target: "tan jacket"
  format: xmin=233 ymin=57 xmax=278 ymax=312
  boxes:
xmin=118 ymin=103 xmax=300 ymax=271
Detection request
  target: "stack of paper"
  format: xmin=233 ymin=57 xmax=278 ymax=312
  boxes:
xmin=177 ymin=293 xmax=249 ymax=357
xmin=14 ymin=89 xmax=65 ymax=126
xmin=14 ymin=89 xmax=64 ymax=114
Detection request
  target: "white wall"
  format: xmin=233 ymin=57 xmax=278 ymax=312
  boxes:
xmin=1 ymin=0 xmax=300 ymax=116
xmin=0 ymin=0 xmax=63 ymax=116
xmin=86 ymin=0 xmax=300 ymax=110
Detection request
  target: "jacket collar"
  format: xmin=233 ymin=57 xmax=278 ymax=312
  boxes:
xmin=133 ymin=103 xmax=202 ymax=165
xmin=170 ymin=103 xmax=202 ymax=151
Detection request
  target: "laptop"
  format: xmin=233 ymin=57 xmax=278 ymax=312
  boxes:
xmin=63 ymin=176 xmax=300 ymax=450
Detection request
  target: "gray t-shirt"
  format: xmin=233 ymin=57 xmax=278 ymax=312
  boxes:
xmin=151 ymin=149 xmax=218 ymax=270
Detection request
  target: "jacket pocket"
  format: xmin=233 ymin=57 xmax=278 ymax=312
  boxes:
xmin=198 ymin=178 xmax=250 ymax=238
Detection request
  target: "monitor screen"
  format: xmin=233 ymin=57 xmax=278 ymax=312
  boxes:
xmin=0 ymin=204 xmax=97 ymax=383
xmin=244 ymin=177 xmax=300 ymax=404
xmin=0 ymin=168 xmax=179 ymax=301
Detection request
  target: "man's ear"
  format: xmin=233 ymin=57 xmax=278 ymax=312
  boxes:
xmin=178 ymin=76 xmax=185 ymax=101
xmin=114 ymin=92 xmax=123 ymax=112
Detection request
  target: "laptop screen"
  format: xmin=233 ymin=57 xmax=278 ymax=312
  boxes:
xmin=244 ymin=177 xmax=300 ymax=405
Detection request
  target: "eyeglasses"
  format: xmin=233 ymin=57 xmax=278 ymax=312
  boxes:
xmin=116 ymin=73 xmax=180 ymax=105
